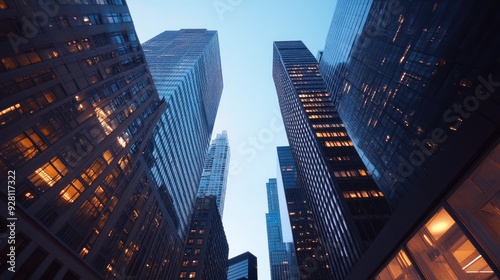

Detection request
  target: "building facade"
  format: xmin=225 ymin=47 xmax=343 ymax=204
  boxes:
xmin=276 ymin=146 xmax=331 ymax=279
xmin=177 ymin=195 xmax=229 ymax=280
xmin=272 ymin=40 xmax=392 ymax=279
xmin=265 ymin=178 xmax=299 ymax=280
xmin=227 ymin=251 xmax=258 ymax=280
xmin=0 ymin=1 xmax=187 ymax=279
xmin=319 ymin=0 xmax=500 ymax=208
xmin=197 ymin=130 xmax=230 ymax=217
xmin=142 ymin=29 xmax=224 ymax=238
xmin=316 ymin=1 xmax=500 ymax=278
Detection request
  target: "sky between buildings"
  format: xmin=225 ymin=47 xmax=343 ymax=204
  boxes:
xmin=126 ymin=1 xmax=337 ymax=279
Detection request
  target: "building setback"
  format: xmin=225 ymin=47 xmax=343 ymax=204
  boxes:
xmin=142 ymin=29 xmax=224 ymax=239
xmin=272 ymin=40 xmax=392 ymax=279
xmin=265 ymin=178 xmax=299 ymax=280
xmin=0 ymin=1 xmax=195 ymax=279
xmin=197 ymin=130 xmax=230 ymax=217
xmin=177 ymin=195 xmax=229 ymax=280
xmin=276 ymin=146 xmax=331 ymax=279
xmin=227 ymin=251 xmax=258 ymax=280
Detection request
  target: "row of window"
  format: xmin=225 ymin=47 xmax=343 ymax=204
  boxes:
xmin=333 ymin=169 xmax=368 ymax=178
xmin=343 ymin=190 xmax=384 ymax=199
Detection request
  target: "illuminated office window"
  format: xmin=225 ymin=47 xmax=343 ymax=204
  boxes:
xmin=407 ymin=208 xmax=496 ymax=279
xmin=29 ymin=157 xmax=68 ymax=191
xmin=375 ymin=249 xmax=422 ymax=280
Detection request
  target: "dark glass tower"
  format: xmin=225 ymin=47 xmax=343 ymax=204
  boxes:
xmin=272 ymin=40 xmax=392 ymax=279
xmin=265 ymin=178 xmax=299 ymax=280
xmin=319 ymin=0 xmax=500 ymax=207
xmin=142 ymin=29 xmax=223 ymax=238
xmin=276 ymin=146 xmax=331 ymax=279
xmin=227 ymin=251 xmax=258 ymax=280
xmin=177 ymin=195 xmax=229 ymax=280
xmin=198 ymin=130 xmax=230 ymax=217
xmin=316 ymin=1 xmax=500 ymax=279
xmin=0 ymin=1 xmax=184 ymax=279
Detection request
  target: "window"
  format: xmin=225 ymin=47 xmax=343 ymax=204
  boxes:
xmin=192 ymin=260 xmax=199 ymax=267
xmin=182 ymin=260 xmax=189 ymax=267
xmin=198 ymin=229 xmax=204 ymax=234
xmin=0 ymin=0 xmax=7 ymax=9
xmin=57 ymin=179 xmax=86 ymax=206
xmin=179 ymin=272 xmax=187 ymax=278
xmin=188 ymin=272 xmax=196 ymax=279
xmin=28 ymin=157 xmax=68 ymax=191
xmin=196 ymin=239 xmax=203 ymax=245
xmin=375 ymin=250 xmax=422 ymax=280
xmin=0 ymin=129 xmax=47 ymax=167
xmin=194 ymin=249 xmax=201 ymax=256
xmin=187 ymin=239 xmax=194 ymax=245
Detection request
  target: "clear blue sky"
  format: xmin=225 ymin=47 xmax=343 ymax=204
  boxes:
xmin=126 ymin=1 xmax=337 ymax=279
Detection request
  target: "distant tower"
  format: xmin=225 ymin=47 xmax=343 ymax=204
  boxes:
xmin=273 ymin=40 xmax=392 ymax=279
xmin=227 ymin=252 xmax=258 ymax=280
xmin=265 ymin=178 xmax=299 ymax=280
xmin=198 ymin=131 xmax=230 ymax=217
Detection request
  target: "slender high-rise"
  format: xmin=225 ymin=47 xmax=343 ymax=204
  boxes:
xmin=142 ymin=29 xmax=224 ymax=238
xmin=265 ymin=178 xmax=299 ymax=280
xmin=0 ymin=1 xmax=191 ymax=279
xmin=272 ymin=40 xmax=392 ymax=279
xmin=277 ymin=146 xmax=331 ymax=279
xmin=197 ymin=130 xmax=230 ymax=217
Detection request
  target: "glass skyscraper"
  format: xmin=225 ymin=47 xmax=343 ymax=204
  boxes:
xmin=197 ymin=130 xmax=230 ymax=217
xmin=142 ymin=29 xmax=223 ymax=238
xmin=0 ymin=1 xmax=191 ymax=279
xmin=319 ymin=0 xmax=500 ymax=208
xmin=276 ymin=146 xmax=331 ymax=280
xmin=265 ymin=178 xmax=299 ymax=280
xmin=316 ymin=1 xmax=500 ymax=279
xmin=272 ymin=40 xmax=392 ymax=279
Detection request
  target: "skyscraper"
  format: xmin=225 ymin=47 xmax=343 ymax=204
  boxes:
xmin=177 ymin=195 xmax=229 ymax=280
xmin=316 ymin=1 xmax=500 ymax=279
xmin=227 ymin=251 xmax=258 ymax=280
xmin=265 ymin=178 xmax=299 ymax=280
xmin=276 ymin=146 xmax=331 ymax=279
xmin=0 ymin=1 xmax=186 ymax=279
xmin=272 ymin=40 xmax=392 ymax=279
xmin=319 ymin=0 xmax=500 ymax=208
xmin=142 ymin=29 xmax=223 ymax=238
xmin=198 ymin=130 xmax=230 ymax=217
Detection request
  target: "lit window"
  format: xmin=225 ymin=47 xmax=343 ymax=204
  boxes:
xmin=187 ymin=239 xmax=194 ymax=245
xmin=188 ymin=272 xmax=196 ymax=278
xmin=182 ymin=260 xmax=189 ymax=267
xmin=199 ymin=229 xmax=204 ymax=234
xmin=58 ymin=179 xmax=86 ymax=204
xmin=375 ymin=250 xmax=422 ymax=280
xmin=29 ymin=157 xmax=68 ymax=191
xmin=196 ymin=239 xmax=203 ymax=245
xmin=179 ymin=272 xmax=187 ymax=278
xmin=192 ymin=260 xmax=198 ymax=266
xmin=194 ymin=249 xmax=201 ymax=256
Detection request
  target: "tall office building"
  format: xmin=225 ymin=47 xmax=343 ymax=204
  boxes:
xmin=316 ymin=1 xmax=500 ymax=279
xmin=142 ymin=29 xmax=223 ymax=238
xmin=227 ymin=251 xmax=258 ymax=280
xmin=276 ymin=146 xmax=331 ymax=279
xmin=177 ymin=195 xmax=229 ymax=280
xmin=319 ymin=0 xmax=500 ymax=208
xmin=272 ymin=40 xmax=392 ymax=279
xmin=265 ymin=178 xmax=299 ymax=280
xmin=0 ymin=1 xmax=186 ymax=279
xmin=197 ymin=130 xmax=230 ymax=217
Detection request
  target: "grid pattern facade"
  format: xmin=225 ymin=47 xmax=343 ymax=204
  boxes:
xmin=142 ymin=29 xmax=223 ymax=238
xmin=265 ymin=178 xmax=297 ymax=280
xmin=277 ymin=146 xmax=331 ymax=279
xmin=227 ymin=251 xmax=258 ymax=280
xmin=272 ymin=41 xmax=392 ymax=279
xmin=177 ymin=196 xmax=229 ymax=280
xmin=0 ymin=1 xmax=183 ymax=279
xmin=198 ymin=130 xmax=230 ymax=217
xmin=319 ymin=0 xmax=500 ymax=207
